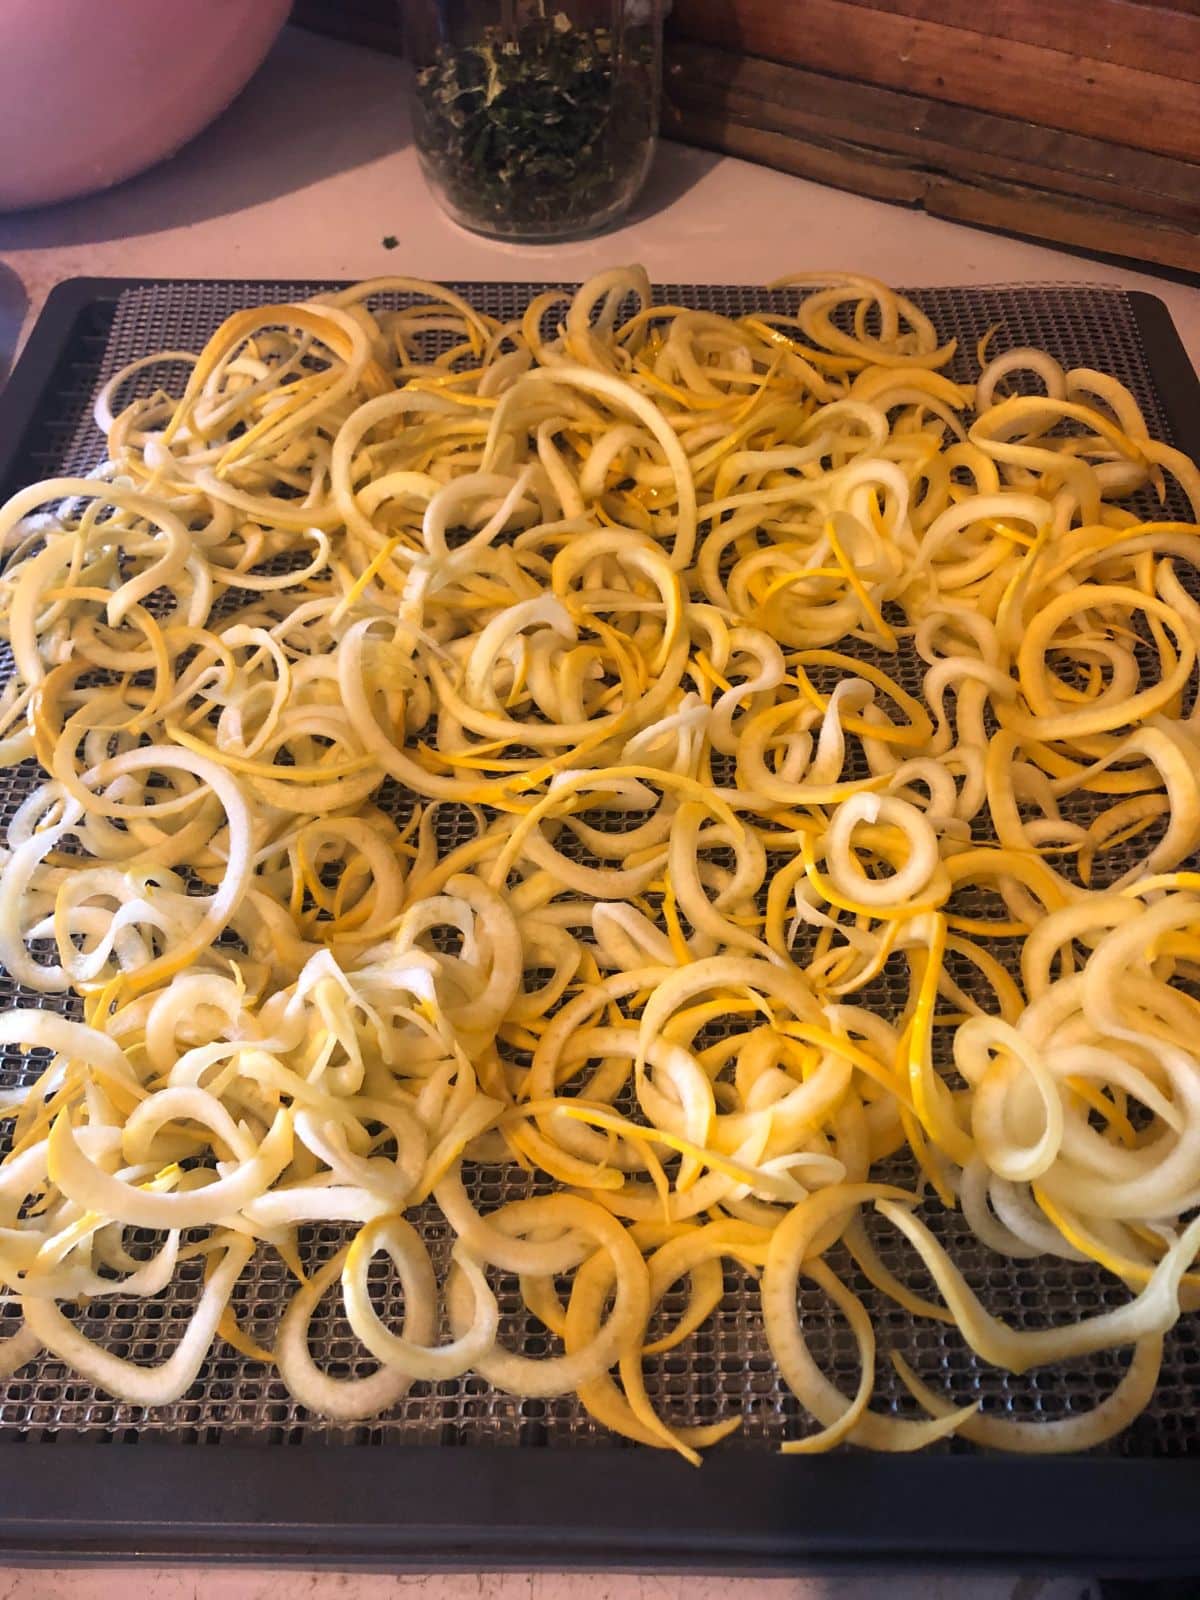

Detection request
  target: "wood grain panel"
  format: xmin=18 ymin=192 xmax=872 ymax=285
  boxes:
xmin=666 ymin=42 xmax=1200 ymax=223
xmin=834 ymin=0 xmax=1200 ymax=81
xmin=673 ymin=0 xmax=1200 ymax=162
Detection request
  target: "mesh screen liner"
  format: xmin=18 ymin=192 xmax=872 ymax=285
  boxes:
xmin=1 ymin=279 xmax=1197 ymax=1455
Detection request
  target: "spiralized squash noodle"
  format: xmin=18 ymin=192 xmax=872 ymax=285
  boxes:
xmin=0 ymin=267 xmax=1197 ymax=1455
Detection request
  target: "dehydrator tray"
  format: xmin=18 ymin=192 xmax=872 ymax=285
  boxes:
xmin=0 ymin=276 xmax=1197 ymax=1572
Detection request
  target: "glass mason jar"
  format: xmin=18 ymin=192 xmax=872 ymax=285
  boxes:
xmin=405 ymin=1 xmax=663 ymax=243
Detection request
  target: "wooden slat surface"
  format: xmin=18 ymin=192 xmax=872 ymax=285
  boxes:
xmin=673 ymin=0 xmax=1200 ymax=162
xmin=666 ymin=42 xmax=1200 ymax=225
xmin=835 ymin=0 xmax=1200 ymax=82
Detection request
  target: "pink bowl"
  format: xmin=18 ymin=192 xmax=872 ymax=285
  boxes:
xmin=0 ymin=0 xmax=292 ymax=211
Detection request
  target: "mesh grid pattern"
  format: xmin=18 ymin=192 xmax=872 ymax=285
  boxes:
xmin=0 ymin=279 xmax=1196 ymax=1454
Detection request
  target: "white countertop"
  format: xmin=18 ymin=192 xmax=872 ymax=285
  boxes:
xmin=1 ymin=26 xmax=1197 ymax=377
xmin=0 ymin=23 xmax=1187 ymax=1597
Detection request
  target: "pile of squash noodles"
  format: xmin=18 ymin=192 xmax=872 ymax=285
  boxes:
xmin=0 ymin=267 xmax=1199 ymax=1456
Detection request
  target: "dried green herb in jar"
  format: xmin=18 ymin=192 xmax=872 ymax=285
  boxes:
xmin=413 ymin=9 xmax=658 ymax=240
